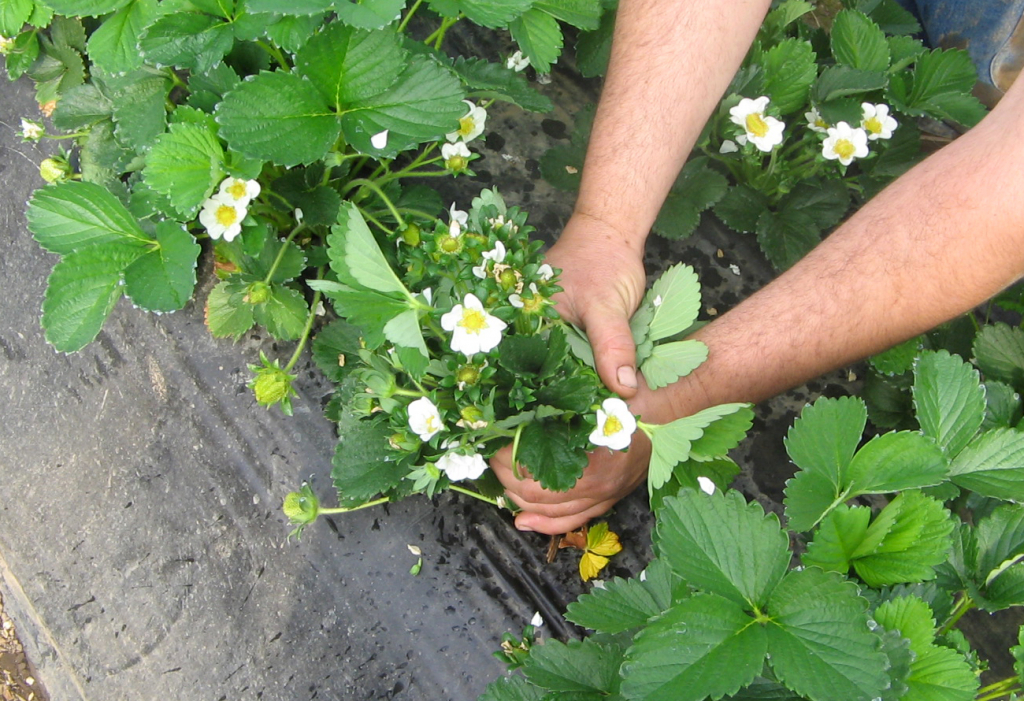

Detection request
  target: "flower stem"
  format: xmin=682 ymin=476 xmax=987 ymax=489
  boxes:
xmin=449 ymin=484 xmax=500 ymax=507
xmin=319 ymin=497 xmax=391 ymax=515
xmin=283 ymin=270 xmax=325 ymax=373
xmin=342 ymin=178 xmax=407 ymax=229
xmin=976 ymin=677 xmax=1021 ymax=701
xmin=938 ymin=592 xmax=975 ymax=635
xmin=256 ymin=39 xmax=290 ymax=69
xmin=397 ymin=0 xmax=424 ymax=33
xmin=510 ymin=423 xmax=525 ymax=479
xmin=262 ymin=221 xmax=307 ymax=285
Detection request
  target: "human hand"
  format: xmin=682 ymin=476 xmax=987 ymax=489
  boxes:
xmin=545 ymin=212 xmax=647 ymax=399
xmin=491 ymin=382 xmax=660 ymax=535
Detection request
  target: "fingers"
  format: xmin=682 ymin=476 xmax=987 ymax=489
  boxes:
xmin=583 ymin=308 xmax=639 ymax=399
xmin=513 ymin=501 xmax=619 ymax=536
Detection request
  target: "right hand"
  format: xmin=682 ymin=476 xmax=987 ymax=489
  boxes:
xmin=545 ymin=212 xmax=647 ymax=398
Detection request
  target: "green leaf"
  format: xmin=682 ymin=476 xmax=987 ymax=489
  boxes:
xmin=851 ymin=491 xmax=954 ymax=586
xmin=330 ymin=202 xmax=408 ymax=295
xmin=123 ymin=221 xmax=200 ymax=312
xmin=265 ymin=12 xmax=324 ymax=53
xmin=982 ymin=380 xmax=1022 ymax=430
xmin=654 ymin=161 xmax=728 ymax=240
xmin=785 ymin=396 xmax=865 ymax=487
xmin=138 ymin=10 xmax=234 ymax=73
xmin=522 ymin=639 xmax=622 ymax=695
xmin=755 ymin=207 xmax=821 ymax=271
xmin=974 ymin=323 xmax=1024 ymax=391
xmin=311 ymin=281 xmax=406 ymax=348
xmin=103 ymin=69 xmax=170 ymax=154
xmin=205 ymin=279 xmax=254 ymax=340
xmin=765 ymin=568 xmax=888 ymax=701
xmin=566 ymin=564 xmax=679 ymax=634
xmin=913 ymin=350 xmax=985 ymax=457
xmin=646 ymin=263 xmax=702 ymax=341
xmin=869 ymin=336 xmax=921 ymax=376
xmin=332 ymin=0 xmax=405 ymax=29
xmin=311 ymin=318 xmax=362 ymax=382
xmin=714 ymin=184 xmax=770 ymax=234
xmin=383 ymin=308 xmax=428 ymax=359
xmin=216 ymin=70 xmax=340 ymax=167
xmin=517 ymin=419 xmax=589 ymax=492
xmin=948 ymin=428 xmax=1024 ymax=501
xmin=887 ymin=35 xmax=926 ymax=73
xmin=37 ymin=0 xmax=130 ymax=14
xmin=762 ymin=39 xmax=817 ymax=115
xmin=452 ymin=56 xmax=553 ymax=113
xmin=86 ymin=0 xmax=158 ymax=73
xmin=641 ymin=340 xmax=709 ymax=390
xmin=143 ymin=121 xmax=225 ymax=218
xmin=253 ymin=284 xmax=309 ymax=340
xmin=427 ymin=0 xmax=533 ymax=28
xmin=509 ymin=7 xmax=563 ymax=74
xmin=802 ymin=504 xmax=871 ymax=574
xmin=3 ymin=29 xmax=41 ymax=80
xmin=339 ymin=56 xmax=466 ymax=155
xmin=688 ymin=406 xmax=754 ymax=460
xmin=295 ymin=22 xmax=405 ymax=109
xmin=479 ymin=676 xmax=545 ymax=701
xmin=846 ymin=430 xmax=948 ymax=494
xmin=574 ymin=7 xmax=614 ymax=78
xmin=27 ymin=181 xmax=151 ymax=255
xmin=654 ymin=489 xmax=789 ymax=609
xmin=621 ymin=593 xmax=767 ymax=701
xmin=0 ymin=0 xmax=33 ymax=36
xmin=812 ymin=65 xmax=888 ymax=103
xmin=331 ymin=413 xmax=406 ymax=502
xmin=533 ymin=0 xmax=601 ymax=31
xmin=831 ymin=10 xmax=889 ymax=72
xmin=246 ymin=0 xmax=333 ymax=12
xmin=866 ymin=0 xmax=921 ymax=35
xmin=780 ymin=178 xmax=851 ymax=231
xmin=52 ymin=83 xmax=113 ymax=131
xmin=784 ymin=469 xmax=846 ymax=533
xmin=42 ymin=245 xmax=142 ymax=352
xmin=648 ymin=404 xmax=750 ymax=492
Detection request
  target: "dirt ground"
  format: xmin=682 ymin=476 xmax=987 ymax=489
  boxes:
xmin=0 ymin=594 xmax=46 ymax=701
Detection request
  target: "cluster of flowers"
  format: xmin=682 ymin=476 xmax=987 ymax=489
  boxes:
xmin=724 ymin=95 xmax=898 ymax=165
xmin=198 ymin=176 xmax=262 ymax=242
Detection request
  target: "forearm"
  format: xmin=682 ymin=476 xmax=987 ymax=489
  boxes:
xmin=573 ymin=0 xmax=773 ymax=253
xmin=659 ymin=80 xmax=1024 ymax=420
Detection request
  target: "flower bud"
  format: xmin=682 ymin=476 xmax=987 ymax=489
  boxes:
xmin=497 ymin=268 xmax=519 ymax=290
xmin=437 ymin=232 xmax=463 ymax=254
xmin=445 ymin=154 xmax=469 ymax=172
xmin=455 ymin=364 xmax=480 ymax=387
xmin=283 ymin=484 xmax=319 ymax=525
xmin=252 ymin=365 xmax=295 ymax=406
xmin=244 ymin=281 xmax=272 ymax=305
xmin=399 ymin=223 xmax=421 ymax=246
xmin=39 ymin=157 xmax=71 ymax=183
xmin=0 ymin=36 xmax=14 ymax=55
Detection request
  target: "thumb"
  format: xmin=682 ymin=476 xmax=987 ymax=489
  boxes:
xmin=583 ymin=307 xmax=638 ymax=399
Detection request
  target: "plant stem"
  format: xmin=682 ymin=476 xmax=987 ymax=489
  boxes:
xmin=449 ymin=484 xmax=501 ymax=507
xmin=393 ymin=387 xmax=426 ymax=398
xmin=976 ymin=677 xmax=1022 ymax=701
xmin=510 ymin=423 xmax=525 ymax=479
xmin=342 ymin=178 xmax=407 ymax=229
xmin=256 ymin=39 xmax=290 ymax=69
xmin=284 ymin=269 xmax=325 ymax=373
xmin=319 ymin=497 xmax=391 ymax=515
xmin=397 ymin=0 xmax=424 ymax=33
xmin=263 ymin=221 xmax=307 ymax=285
xmin=939 ymin=592 xmax=975 ymax=635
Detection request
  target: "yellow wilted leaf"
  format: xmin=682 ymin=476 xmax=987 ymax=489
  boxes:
xmin=578 ymin=523 xmax=623 ymax=582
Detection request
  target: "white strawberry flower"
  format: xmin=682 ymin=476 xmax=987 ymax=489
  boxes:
xmin=19 ymin=118 xmax=44 ymax=142
xmin=860 ymin=102 xmax=898 ymax=141
xmin=436 ymin=449 xmax=488 ymax=481
xmin=199 ymin=194 xmax=247 ymax=241
xmin=217 ymin=177 xmax=261 ymax=208
xmin=589 ymin=397 xmax=637 ymax=451
xmin=441 ymin=141 xmax=472 ymax=171
xmin=472 ymin=241 xmax=507 ymax=279
xmin=449 ymin=203 xmax=469 ymax=237
xmin=446 ymin=100 xmax=487 ymax=143
xmin=805 ymin=107 xmax=829 ymax=133
xmin=407 ymin=396 xmax=444 ymax=441
xmin=822 ymin=121 xmax=869 ymax=166
xmin=507 ymin=50 xmax=531 ymax=72
xmin=728 ymin=96 xmax=785 ymax=152
xmin=440 ymin=293 xmax=507 ymax=358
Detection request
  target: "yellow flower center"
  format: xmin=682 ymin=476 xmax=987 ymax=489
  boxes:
xmin=459 ymin=308 xmax=487 ymax=334
xmin=814 ymin=117 xmax=828 ymax=129
xmin=216 ymin=204 xmax=239 ymax=227
xmin=603 ymin=415 xmax=623 ymax=437
xmin=864 ymin=117 xmax=882 ymax=134
xmin=833 ymin=139 xmax=856 ymax=160
xmin=522 ymin=295 xmax=545 ymax=314
xmin=424 ymin=415 xmax=439 ymax=433
xmin=226 ymin=180 xmax=248 ymax=200
xmin=745 ymin=112 xmax=770 ymax=138
xmin=446 ymin=155 xmax=468 ymax=171
xmin=458 ymin=115 xmax=476 ymax=137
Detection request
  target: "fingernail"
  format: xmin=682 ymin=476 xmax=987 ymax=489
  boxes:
xmin=617 ymin=365 xmax=637 ymax=389
xmin=515 ymin=521 xmax=535 ymax=533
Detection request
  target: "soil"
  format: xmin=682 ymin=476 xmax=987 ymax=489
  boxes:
xmin=0 ymin=594 xmax=46 ymax=701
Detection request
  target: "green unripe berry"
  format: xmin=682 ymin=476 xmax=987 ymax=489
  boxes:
xmin=399 ymin=223 xmax=421 ymax=246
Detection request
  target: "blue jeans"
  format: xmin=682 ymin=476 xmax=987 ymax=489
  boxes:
xmin=895 ymin=0 xmax=1024 ymax=94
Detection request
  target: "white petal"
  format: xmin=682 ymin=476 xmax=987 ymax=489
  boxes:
xmin=530 ymin=612 xmax=544 ymax=627
xmin=371 ymin=129 xmax=389 ymax=149
xmin=697 ymin=476 xmax=716 ymax=495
